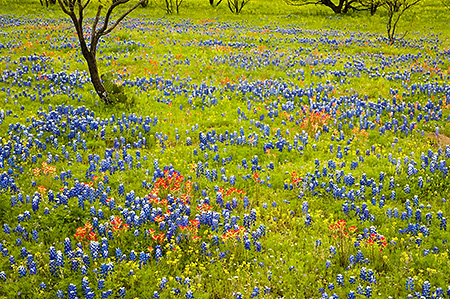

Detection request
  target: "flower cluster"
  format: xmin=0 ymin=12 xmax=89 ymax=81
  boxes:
xmin=32 ymin=162 xmax=57 ymax=177
xmin=329 ymin=219 xmax=357 ymax=239
xmin=74 ymin=223 xmax=97 ymax=244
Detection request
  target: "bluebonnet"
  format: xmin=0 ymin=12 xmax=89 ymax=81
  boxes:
xmin=68 ymin=284 xmax=78 ymax=299
xmin=305 ymin=213 xmax=312 ymax=226
xmin=422 ymin=281 xmax=431 ymax=298
xmin=329 ymin=246 xmax=336 ymax=256
xmin=441 ymin=217 xmax=447 ymax=230
xmin=98 ymin=279 xmax=105 ymax=290
xmin=302 ymin=201 xmax=309 ymax=213
xmin=337 ymin=274 xmax=344 ymax=287
xmin=250 ymin=287 xmax=259 ymax=298
xmin=18 ymin=265 xmax=27 ymax=278
xmin=118 ymin=287 xmax=126 ymax=298
xmin=185 ymin=289 xmax=194 ymax=299
xmin=64 ymin=237 xmax=72 ymax=256
xmin=360 ymin=266 xmax=368 ymax=281
xmin=348 ymin=290 xmax=356 ymax=299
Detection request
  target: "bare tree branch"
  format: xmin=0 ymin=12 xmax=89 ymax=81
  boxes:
xmin=284 ymin=0 xmax=322 ymax=6
xmin=102 ymin=0 xmax=145 ymax=35
xmin=227 ymin=0 xmax=249 ymax=13
xmin=99 ymin=0 xmax=130 ymax=36
xmin=383 ymin=0 xmax=422 ymax=44
xmin=83 ymin=0 xmax=91 ymax=10
xmin=90 ymin=5 xmax=103 ymax=51
xmin=57 ymin=0 xmax=71 ymax=14
xmin=210 ymin=0 xmax=223 ymax=6
xmin=442 ymin=0 xmax=450 ymax=9
xmin=77 ymin=0 xmax=84 ymax=29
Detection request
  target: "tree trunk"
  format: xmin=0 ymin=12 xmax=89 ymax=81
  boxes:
xmin=321 ymin=0 xmax=342 ymax=13
xmin=370 ymin=4 xmax=377 ymax=15
xmin=341 ymin=0 xmax=348 ymax=13
xmin=332 ymin=5 xmax=342 ymax=13
xmin=84 ymin=52 xmax=112 ymax=104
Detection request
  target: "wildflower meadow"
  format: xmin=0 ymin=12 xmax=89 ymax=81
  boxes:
xmin=0 ymin=0 xmax=449 ymax=298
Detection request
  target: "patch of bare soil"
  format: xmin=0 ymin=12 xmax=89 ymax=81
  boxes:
xmin=425 ymin=133 xmax=450 ymax=148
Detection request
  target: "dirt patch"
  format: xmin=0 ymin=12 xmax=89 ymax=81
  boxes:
xmin=425 ymin=133 xmax=450 ymax=148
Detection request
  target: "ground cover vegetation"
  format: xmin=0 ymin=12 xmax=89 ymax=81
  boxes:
xmin=0 ymin=0 xmax=449 ymax=298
